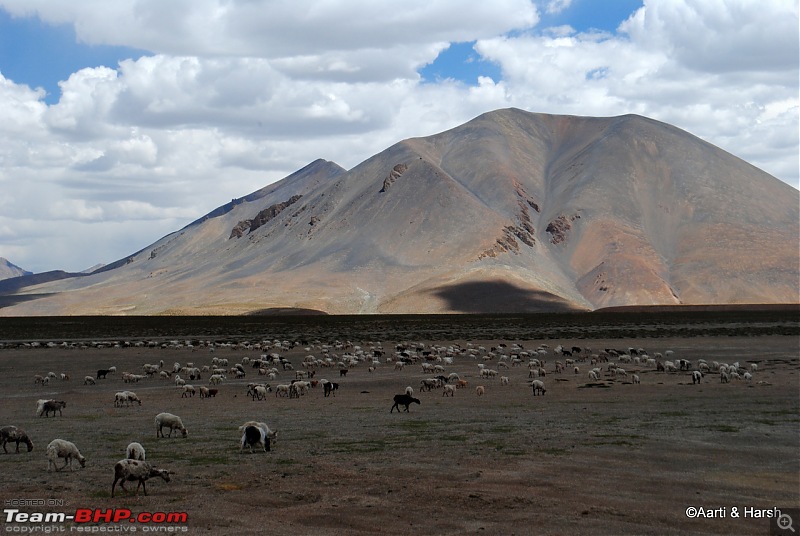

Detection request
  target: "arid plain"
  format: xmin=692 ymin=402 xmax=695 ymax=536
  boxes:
xmin=0 ymin=311 xmax=798 ymax=535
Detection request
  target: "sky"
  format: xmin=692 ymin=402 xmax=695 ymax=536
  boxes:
xmin=0 ymin=0 xmax=797 ymax=274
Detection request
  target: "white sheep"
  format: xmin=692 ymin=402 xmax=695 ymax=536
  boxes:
xmin=46 ymin=439 xmax=86 ymax=472
xmin=114 ymin=392 xmax=128 ymax=407
xmin=126 ymin=442 xmax=146 ymax=461
xmin=83 ymin=376 xmax=96 ymax=385
xmin=476 ymin=385 xmax=485 ymax=396
xmin=252 ymin=385 xmax=269 ymax=400
xmin=632 ymin=374 xmax=640 ymax=384
xmin=404 ymin=386 xmax=414 ymax=397
xmin=111 ymin=459 xmax=171 ymax=498
xmin=442 ymin=384 xmax=456 ymax=397
xmin=531 ymin=379 xmax=546 ymax=396
xmin=180 ymin=385 xmax=196 ymax=398
xmin=155 ymin=413 xmax=188 ymax=438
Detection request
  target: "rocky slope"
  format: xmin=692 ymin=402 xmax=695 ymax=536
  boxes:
xmin=1 ymin=108 xmax=797 ymax=315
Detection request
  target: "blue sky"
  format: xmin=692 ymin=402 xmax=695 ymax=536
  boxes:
xmin=0 ymin=10 xmax=147 ymax=104
xmin=421 ymin=1 xmax=644 ymax=84
xmin=1 ymin=1 xmax=645 ymax=100
xmin=0 ymin=0 xmax=795 ymax=274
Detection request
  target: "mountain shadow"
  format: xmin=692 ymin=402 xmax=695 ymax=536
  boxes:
xmin=246 ymin=307 xmax=328 ymax=316
xmin=432 ymin=280 xmax=584 ymax=313
xmin=0 ymin=293 xmax=58 ymax=309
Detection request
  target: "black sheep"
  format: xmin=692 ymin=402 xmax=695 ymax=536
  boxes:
xmin=390 ymin=394 xmax=421 ymax=413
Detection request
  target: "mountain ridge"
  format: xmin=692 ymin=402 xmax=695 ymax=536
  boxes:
xmin=1 ymin=108 xmax=797 ymax=315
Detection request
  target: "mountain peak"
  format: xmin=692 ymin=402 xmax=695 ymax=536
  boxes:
xmin=0 ymin=258 xmax=32 ymax=281
xmin=0 ymin=110 xmax=796 ymax=315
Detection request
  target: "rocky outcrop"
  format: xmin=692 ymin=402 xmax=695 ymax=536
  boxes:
xmin=229 ymin=220 xmax=252 ymax=239
xmin=379 ymin=164 xmax=408 ymax=192
xmin=229 ymin=195 xmax=302 ymax=239
xmin=479 ymin=183 xmax=538 ymax=258
xmin=546 ymin=214 xmax=581 ymax=245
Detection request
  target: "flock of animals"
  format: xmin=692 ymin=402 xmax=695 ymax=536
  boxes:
xmin=3 ymin=337 xmax=764 ymax=498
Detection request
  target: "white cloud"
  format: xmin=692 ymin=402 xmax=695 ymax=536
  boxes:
xmin=0 ymin=0 xmax=538 ymax=59
xmin=544 ymin=0 xmax=572 ymax=15
xmin=0 ymin=0 xmax=796 ymax=274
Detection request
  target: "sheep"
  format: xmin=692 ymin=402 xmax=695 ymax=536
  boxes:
xmin=390 ymin=394 xmax=421 ymax=413
xmin=114 ymin=391 xmax=141 ymax=408
xmin=475 ymin=385 xmax=485 ymax=396
xmin=199 ymin=387 xmax=218 ymax=398
xmin=290 ymin=381 xmax=310 ymax=398
xmin=632 ymin=374 xmax=640 ymax=384
xmin=155 ymin=413 xmax=188 ymax=438
xmin=250 ymin=384 xmax=270 ymax=400
xmin=404 ymin=386 xmax=414 ymax=396
xmin=181 ymin=385 xmax=196 ymax=398
xmin=114 ymin=392 xmax=128 ymax=407
xmin=323 ymin=382 xmax=339 ymax=397
xmin=111 ymin=459 xmax=171 ymax=498
xmin=96 ymin=369 xmax=113 ymax=379
xmin=238 ymin=421 xmax=278 ymax=453
xmin=240 ymin=426 xmax=271 ymax=453
xmin=420 ymin=378 xmax=439 ymax=392
xmin=531 ymin=380 xmax=546 ymax=396
xmin=123 ymin=391 xmax=142 ymax=406
xmin=275 ymin=384 xmax=291 ymax=397
xmin=83 ymin=376 xmax=96 ymax=385
xmin=0 ymin=426 xmax=34 ymax=453
xmin=442 ymin=384 xmax=456 ymax=397
xmin=456 ymin=379 xmax=468 ymax=389
xmin=720 ymin=371 xmax=730 ymax=383
xmin=37 ymin=399 xmax=66 ymax=417
xmin=126 ymin=442 xmax=146 ymax=461
xmin=588 ymin=370 xmax=599 ymax=381
xmin=46 ymin=439 xmax=86 ymax=471
xmin=208 ymin=374 xmax=225 ymax=385
xmin=692 ymin=371 xmax=703 ymax=384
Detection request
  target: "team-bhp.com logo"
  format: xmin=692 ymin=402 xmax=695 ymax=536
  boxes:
xmin=4 ymin=508 xmax=188 ymax=532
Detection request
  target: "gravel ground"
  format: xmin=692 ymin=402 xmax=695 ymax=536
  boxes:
xmin=0 ymin=330 xmax=798 ymax=535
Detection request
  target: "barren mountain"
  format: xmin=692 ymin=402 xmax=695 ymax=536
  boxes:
xmin=0 ymin=257 xmax=31 ymax=281
xmin=1 ymin=108 xmax=797 ymax=315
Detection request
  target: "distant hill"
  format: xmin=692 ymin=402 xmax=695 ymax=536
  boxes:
xmin=0 ymin=258 xmax=31 ymax=281
xmin=1 ymin=108 xmax=797 ymax=315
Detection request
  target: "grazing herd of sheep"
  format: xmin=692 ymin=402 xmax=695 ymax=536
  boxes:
xmin=4 ymin=336 xmax=767 ymax=498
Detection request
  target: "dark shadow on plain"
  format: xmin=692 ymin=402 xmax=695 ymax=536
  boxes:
xmin=0 ymin=293 xmax=58 ymax=309
xmin=432 ymin=280 xmax=582 ymax=314
xmin=246 ymin=307 xmax=329 ymax=316
xmin=0 ymin=271 xmax=83 ymax=294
